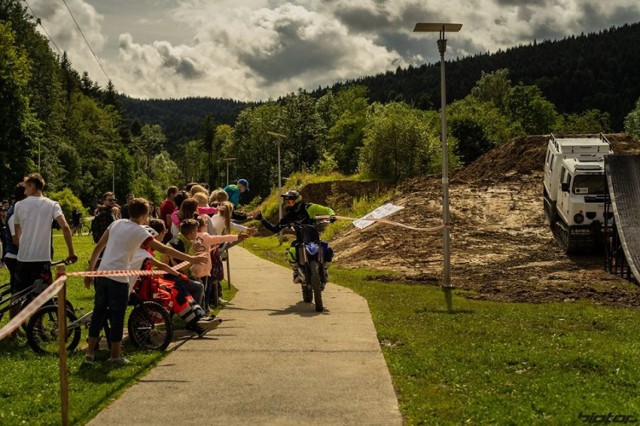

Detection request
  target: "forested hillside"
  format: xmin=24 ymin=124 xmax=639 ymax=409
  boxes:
xmin=326 ymin=22 xmax=640 ymax=131
xmin=2 ymin=0 xmax=640 ymax=205
xmin=0 ymin=0 xmax=124 ymax=203
xmin=120 ymin=96 xmax=248 ymax=146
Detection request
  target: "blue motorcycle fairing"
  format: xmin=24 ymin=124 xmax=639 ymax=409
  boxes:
xmin=304 ymin=242 xmax=320 ymax=255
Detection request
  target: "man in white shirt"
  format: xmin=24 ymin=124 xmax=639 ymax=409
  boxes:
xmin=12 ymin=173 xmax=77 ymax=293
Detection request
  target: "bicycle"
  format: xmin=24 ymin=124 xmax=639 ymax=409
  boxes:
xmin=71 ymin=221 xmax=91 ymax=237
xmin=26 ymin=283 xmax=173 ymax=354
xmin=0 ymin=259 xmax=76 ymax=331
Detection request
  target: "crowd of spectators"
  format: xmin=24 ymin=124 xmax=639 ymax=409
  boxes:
xmin=2 ymin=175 xmax=256 ymax=364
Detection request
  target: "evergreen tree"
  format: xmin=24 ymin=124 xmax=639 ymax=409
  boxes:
xmin=0 ymin=21 xmax=40 ymax=196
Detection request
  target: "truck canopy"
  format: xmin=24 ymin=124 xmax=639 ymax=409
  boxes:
xmin=549 ymin=134 xmax=612 ymax=155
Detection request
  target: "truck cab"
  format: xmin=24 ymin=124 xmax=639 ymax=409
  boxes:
xmin=556 ymin=158 xmax=607 ymax=227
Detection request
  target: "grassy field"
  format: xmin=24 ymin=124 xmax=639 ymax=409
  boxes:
xmin=243 ymin=236 xmax=640 ymax=425
xmin=0 ymin=232 xmax=235 ymax=425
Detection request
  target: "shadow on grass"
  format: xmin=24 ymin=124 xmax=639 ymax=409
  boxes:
xmin=0 ymin=336 xmax=38 ymax=356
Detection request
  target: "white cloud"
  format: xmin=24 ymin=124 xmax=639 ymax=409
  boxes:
xmin=116 ymin=33 xmax=259 ymax=99
xmin=111 ymin=1 xmax=405 ymax=100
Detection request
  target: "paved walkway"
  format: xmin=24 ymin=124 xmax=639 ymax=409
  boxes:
xmin=89 ymin=247 xmax=403 ymax=425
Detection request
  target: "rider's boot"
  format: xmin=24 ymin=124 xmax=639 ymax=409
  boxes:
xmin=289 ymin=261 xmax=302 ymax=283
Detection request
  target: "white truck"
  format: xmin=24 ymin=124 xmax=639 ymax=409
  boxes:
xmin=543 ymin=134 xmax=613 ymax=253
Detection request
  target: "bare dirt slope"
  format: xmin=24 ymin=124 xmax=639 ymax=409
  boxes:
xmin=331 ymin=134 xmax=640 ymax=307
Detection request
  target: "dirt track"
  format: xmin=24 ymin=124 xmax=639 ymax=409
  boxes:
xmin=330 ymin=134 xmax=640 ymax=307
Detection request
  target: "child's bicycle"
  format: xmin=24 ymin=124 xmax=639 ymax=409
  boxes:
xmin=0 ymin=259 xmax=76 ymax=332
xmin=25 ymin=282 xmax=173 ymax=354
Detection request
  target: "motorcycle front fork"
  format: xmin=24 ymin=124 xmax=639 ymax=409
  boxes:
xmin=297 ymin=249 xmax=328 ymax=286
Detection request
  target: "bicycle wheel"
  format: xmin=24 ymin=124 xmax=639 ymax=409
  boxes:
xmin=48 ymin=297 xmax=75 ymax=314
xmin=82 ymin=223 xmax=91 ymax=236
xmin=127 ymin=301 xmax=173 ymax=350
xmin=26 ymin=305 xmax=81 ymax=354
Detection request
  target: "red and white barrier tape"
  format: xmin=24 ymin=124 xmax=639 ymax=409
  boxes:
xmin=66 ymin=260 xmax=189 ymax=278
xmin=0 ymin=275 xmax=67 ymax=341
xmin=0 ymin=243 xmax=234 ymax=340
xmin=316 ymin=215 xmax=445 ymax=232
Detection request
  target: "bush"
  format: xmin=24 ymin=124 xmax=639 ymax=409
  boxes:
xmin=624 ymin=98 xmax=640 ymax=140
xmin=48 ymin=188 xmax=87 ymax=220
xmin=130 ymin=175 xmax=163 ymax=206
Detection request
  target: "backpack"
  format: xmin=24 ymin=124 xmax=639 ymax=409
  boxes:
xmin=91 ymin=209 xmax=113 ymax=243
xmin=211 ymin=248 xmax=224 ymax=282
xmin=2 ymin=206 xmax=17 ymax=259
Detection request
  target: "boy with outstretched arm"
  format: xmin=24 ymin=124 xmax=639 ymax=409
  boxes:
xmin=83 ymin=198 xmax=207 ymax=366
xmin=134 ymin=219 xmax=223 ymax=336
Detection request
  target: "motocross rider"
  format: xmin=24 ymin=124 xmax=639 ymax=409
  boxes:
xmin=256 ymin=190 xmax=335 ymax=283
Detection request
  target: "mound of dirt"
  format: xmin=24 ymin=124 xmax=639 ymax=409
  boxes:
xmin=300 ymin=180 xmax=392 ymax=208
xmin=453 ymin=135 xmax=548 ymax=183
xmin=330 ymin=133 xmax=640 ymax=307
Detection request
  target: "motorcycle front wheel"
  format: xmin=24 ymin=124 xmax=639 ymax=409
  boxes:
xmin=301 ymin=283 xmax=313 ymax=303
xmin=309 ymin=260 xmax=323 ymax=312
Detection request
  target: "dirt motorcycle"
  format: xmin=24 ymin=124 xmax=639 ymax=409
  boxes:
xmin=290 ymin=220 xmax=333 ymax=312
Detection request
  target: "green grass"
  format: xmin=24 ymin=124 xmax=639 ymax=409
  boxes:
xmin=0 ymin=232 xmax=236 ymax=425
xmin=243 ymin=236 xmax=640 ymax=425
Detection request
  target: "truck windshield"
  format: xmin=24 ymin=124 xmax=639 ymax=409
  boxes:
xmin=572 ymin=175 xmax=605 ymax=195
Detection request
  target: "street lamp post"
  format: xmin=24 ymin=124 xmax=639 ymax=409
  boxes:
xmin=223 ymin=158 xmax=236 ymax=186
xmin=413 ymin=22 xmax=462 ymax=313
xmin=267 ymin=131 xmax=287 ymax=244
xmin=108 ymin=161 xmax=115 ymax=196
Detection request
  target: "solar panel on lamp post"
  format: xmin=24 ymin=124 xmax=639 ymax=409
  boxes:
xmin=413 ymin=22 xmax=462 ymax=313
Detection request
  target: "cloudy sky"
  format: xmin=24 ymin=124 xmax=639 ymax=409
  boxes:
xmin=26 ymin=0 xmax=640 ymax=101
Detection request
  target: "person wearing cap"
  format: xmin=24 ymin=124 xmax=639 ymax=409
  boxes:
xmin=224 ymin=178 xmax=251 ymax=208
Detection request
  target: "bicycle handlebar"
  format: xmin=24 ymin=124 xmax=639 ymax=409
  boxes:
xmin=51 ymin=257 xmax=77 ymax=266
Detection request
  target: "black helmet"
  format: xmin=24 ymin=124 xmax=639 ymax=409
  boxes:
xmin=281 ymin=190 xmax=302 ymax=208
xmin=281 ymin=190 xmax=301 ymax=201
